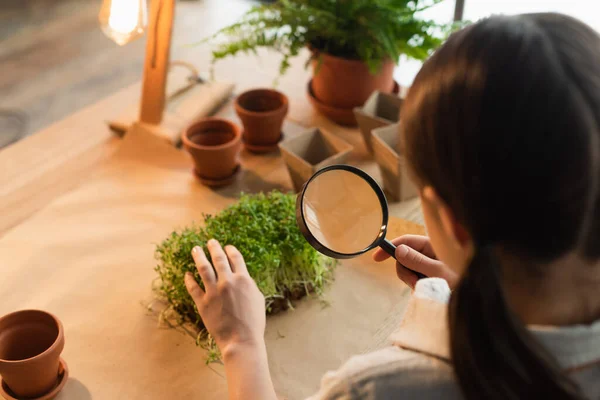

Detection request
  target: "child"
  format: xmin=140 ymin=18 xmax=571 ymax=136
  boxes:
xmin=184 ymin=13 xmax=600 ymax=399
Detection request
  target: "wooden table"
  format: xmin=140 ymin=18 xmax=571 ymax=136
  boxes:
xmin=0 ymin=116 xmax=424 ymax=399
xmin=0 ymin=14 xmax=424 ymax=399
xmin=0 ymin=50 xmax=422 ymax=238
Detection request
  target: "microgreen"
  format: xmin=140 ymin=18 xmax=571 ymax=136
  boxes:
xmin=154 ymin=191 xmax=336 ymax=361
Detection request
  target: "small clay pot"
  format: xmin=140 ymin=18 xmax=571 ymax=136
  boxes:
xmin=235 ymin=89 xmax=288 ymax=153
xmin=0 ymin=310 xmax=65 ymax=399
xmin=311 ymin=52 xmax=395 ymax=109
xmin=182 ymin=118 xmax=242 ymax=187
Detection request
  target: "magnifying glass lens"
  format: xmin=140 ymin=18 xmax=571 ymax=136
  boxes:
xmin=298 ymin=165 xmax=426 ymax=279
xmin=302 ymin=169 xmax=384 ymax=255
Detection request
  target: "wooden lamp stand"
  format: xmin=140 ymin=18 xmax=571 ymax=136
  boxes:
xmin=108 ymin=0 xmax=234 ymax=144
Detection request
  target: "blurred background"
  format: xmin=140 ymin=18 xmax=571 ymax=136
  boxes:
xmin=1 ymin=0 xmax=598 ymax=146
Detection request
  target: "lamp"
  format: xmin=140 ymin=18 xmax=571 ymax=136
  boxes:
xmin=100 ymin=0 xmax=234 ymax=144
xmin=99 ymin=0 xmax=147 ymax=46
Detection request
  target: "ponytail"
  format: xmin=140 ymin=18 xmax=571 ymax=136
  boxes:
xmin=449 ymin=246 xmax=585 ymax=400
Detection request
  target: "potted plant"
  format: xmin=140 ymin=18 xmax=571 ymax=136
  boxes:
xmin=154 ymin=191 xmax=336 ymax=361
xmin=202 ymin=0 xmax=449 ymax=125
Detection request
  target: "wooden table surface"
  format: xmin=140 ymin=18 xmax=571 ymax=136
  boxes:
xmin=0 ymin=64 xmax=422 ymax=239
xmin=0 ymin=120 xmax=425 ymax=399
xmin=0 ymin=56 xmax=423 ymax=397
xmin=0 ymin=0 xmax=422 ymax=239
xmin=0 ymin=8 xmax=424 ymax=400
xmin=0 ymin=2 xmax=424 ymax=397
xmin=0 ymin=88 xmax=423 ymax=234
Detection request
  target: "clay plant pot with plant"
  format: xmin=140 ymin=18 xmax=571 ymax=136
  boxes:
xmin=201 ymin=0 xmax=451 ymax=125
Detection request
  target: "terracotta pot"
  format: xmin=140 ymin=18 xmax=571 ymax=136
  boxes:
xmin=354 ymin=90 xmax=404 ymax=153
xmin=371 ymin=123 xmax=418 ymax=202
xmin=235 ymin=88 xmax=288 ymax=153
xmin=0 ymin=310 xmax=65 ymax=399
xmin=312 ymin=52 xmax=395 ymax=109
xmin=182 ymin=118 xmax=242 ymax=187
xmin=279 ymin=128 xmax=353 ymax=192
xmin=308 ymin=79 xmax=401 ymax=127
xmin=307 ymin=80 xmax=357 ymax=127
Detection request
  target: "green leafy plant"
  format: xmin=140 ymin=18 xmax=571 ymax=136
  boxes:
xmin=154 ymin=191 xmax=336 ymax=360
xmin=201 ymin=0 xmax=452 ymax=76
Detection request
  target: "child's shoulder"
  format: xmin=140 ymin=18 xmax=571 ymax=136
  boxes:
xmin=307 ymin=346 xmax=461 ymax=400
xmin=307 ymin=278 xmax=460 ymax=400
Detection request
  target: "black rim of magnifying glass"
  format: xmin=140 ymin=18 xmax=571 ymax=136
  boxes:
xmin=296 ymin=164 xmax=390 ymax=259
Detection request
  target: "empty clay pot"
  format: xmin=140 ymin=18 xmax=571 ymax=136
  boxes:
xmin=311 ymin=52 xmax=395 ymax=110
xmin=235 ymin=88 xmax=288 ymax=153
xmin=0 ymin=310 xmax=65 ymax=399
xmin=182 ymin=118 xmax=242 ymax=187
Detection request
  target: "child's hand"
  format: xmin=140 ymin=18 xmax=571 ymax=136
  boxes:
xmin=184 ymin=239 xmax=266 ymax=357
xmin=373 ymin=235 xmax=458 ymax=290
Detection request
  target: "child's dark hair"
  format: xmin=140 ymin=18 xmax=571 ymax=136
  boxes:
xmin=401 ymin=13 xmax=600 ymax=400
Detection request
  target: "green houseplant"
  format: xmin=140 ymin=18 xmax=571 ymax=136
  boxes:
xmin=154 ymin=191 xmax=336 ymax=360
xmin=203 ymin=0 xmax=450 ymax=124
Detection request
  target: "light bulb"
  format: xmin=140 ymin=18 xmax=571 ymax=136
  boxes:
xmin=99 ymin=0 xmax=148 ymax=46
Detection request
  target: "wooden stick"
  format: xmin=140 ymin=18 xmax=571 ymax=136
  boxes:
xmin=139 ymin=0 xmax=175 ymax=125
xmin=454 ymin=0 xmax=465 ymax=22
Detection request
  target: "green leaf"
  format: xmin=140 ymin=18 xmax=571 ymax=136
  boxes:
xmin=154 ymin=191 xmax=337 ymax=356
xmin=195 ymin=0 xmax=458 ymax=78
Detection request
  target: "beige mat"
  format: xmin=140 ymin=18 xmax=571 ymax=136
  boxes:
xmin=0 ymin=124 xmax=424 ymax=400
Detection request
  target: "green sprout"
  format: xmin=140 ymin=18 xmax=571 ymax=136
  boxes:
xmin=153 ymin=191 xmax=336 ymax=362
xmin=198 ymin=0 xmax=455 ymax=79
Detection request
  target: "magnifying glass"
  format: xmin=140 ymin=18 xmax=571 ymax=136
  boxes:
xmin=296 ymin=165 xmax=426 ymax=279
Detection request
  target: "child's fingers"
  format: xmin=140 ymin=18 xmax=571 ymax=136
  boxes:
xmin=395 ymin=263 xmax=418 ymax=289
xmin=225 ymin=245 xmax=248 ymax=275
xmin=372 ymin=235 xmax=432 ymax=262
xmin=185 ymin=272 xmax=205 ymax=303
xmin=207 ymin=239 xmax=232 ymax=278
xmin=192 ymin=246 xmax=216 ymax=287
xmin=395 ymin=244 xmax=449 ymax=278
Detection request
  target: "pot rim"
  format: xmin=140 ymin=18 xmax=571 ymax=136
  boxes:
xmin=309 ymin=48 xmax=396 ymax=67
xmin=0 ymin=309 xmax=63 ymax=365
xmin=182 ymin=117 xmax=242 ymax=151
xmin=235 ymin=88 xmax=289 ymax=118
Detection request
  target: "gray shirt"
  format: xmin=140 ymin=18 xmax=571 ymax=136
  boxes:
xmin=307 ymin=278 xmax=600 ymax=399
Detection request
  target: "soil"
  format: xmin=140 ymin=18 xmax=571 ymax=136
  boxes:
xmin=267 ymin=283 xmax=315 ymax=314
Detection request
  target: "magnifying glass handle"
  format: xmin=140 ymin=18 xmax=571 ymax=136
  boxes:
xmin=381 ymin=239 xmax=427 ymax=280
